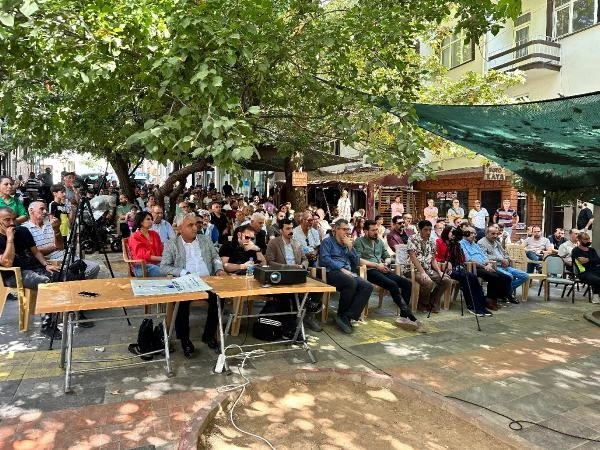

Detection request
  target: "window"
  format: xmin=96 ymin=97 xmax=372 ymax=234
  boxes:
xmin=514 ymin=13 xmax=530 ymax=58
xmin=554 ymin=0 xmax=597 ymax=37
xmin=329 ymin=140 xmax=341 ymax=156
xmin=440 ymin=30 xmax=474 ymax=69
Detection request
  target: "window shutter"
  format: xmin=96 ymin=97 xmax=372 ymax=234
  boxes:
xmin=546 ymin=0 xmax=553 ymax=38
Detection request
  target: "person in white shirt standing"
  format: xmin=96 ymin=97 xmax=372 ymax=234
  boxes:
xmin=468 ymin=200 xmax=489 ymax=241
xmin=337 ymin=190 xmax=352 ymax=222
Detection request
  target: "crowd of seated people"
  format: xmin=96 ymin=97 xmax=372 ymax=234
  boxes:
xmin=4 ymin=171 xmax=597 ymax=347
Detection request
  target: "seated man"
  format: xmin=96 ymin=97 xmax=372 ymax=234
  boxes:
xmin=319 ymin=219 xmax=373 ymax=334
xmin=24 ymin=201 xmax=101 ymax=327
xmin=407 ymin=220 xmax=452 ymax=313
xmin=548 ymin=227 xmax=566 ymax=253
xmin=461 ymin=226 xmax=513 ymax=310
xmin=558 ymin=228 xmax=579 ymax=272
xmin=522 ymin=226 xmax=554 ymax=273
xmin=0 ymin=206 xmax=61 ymax=338
xmin=292 ymin=211 xmax=321 ymax=267
xmin=160 ymin=212 xmax=226 ymax=357
xmin=220 ymin=224 xmax=266 ymax=273
xmin=244 ymin=212 xmax=268 ymax=254
xmin=478 ymin=226 xmax=528 ymax=303
xmin=571 ymin=232 xmax=600 ymax=304
xmin=196 ymin=210 xmax=219 ymax=244
xmin=387 ymin=215 xmax=409 ymax=248
xmin=265 ymin=218 xmax=322 ymax=333
xmin=355 ymin=220 xmax=420 ymax=331
xmin=150 ymin=205 xmax=175 ymax=244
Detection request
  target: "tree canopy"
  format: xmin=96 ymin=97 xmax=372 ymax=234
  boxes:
xmin=0 ymin=0 xmax=522 ymax=199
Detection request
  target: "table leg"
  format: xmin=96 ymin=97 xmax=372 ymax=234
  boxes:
xmin=64 ymin=312 xmax=74 ymax=393
xmin=162 ymin=316 xmax=173 ymax=377
xmin=59 ymin=312 xmax=68 ymax=369
xmin=214 ymin=296 xmax=229 ymax=373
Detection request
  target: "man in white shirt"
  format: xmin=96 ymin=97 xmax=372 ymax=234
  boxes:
xmin=468 ymin=200 xmax=489 ymax=240
xmin=150 ymin=205 xmax=175 ymax=244
xmin=558 ymin=228 xmax=579 ymax=271
xmin=160 ymin=213 xmax=226 ymax=357
xmin=292 ymin=211 xmax=321 ymax=267
xmin=522 ymin=225 xmax=554 ymax=273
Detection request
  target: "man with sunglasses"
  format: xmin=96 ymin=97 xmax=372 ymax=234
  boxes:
xmin=319 ymin=219 xmax=373 ymax=334
xmin=219 ymin=224 xmax=265 ymax=274
xmin=387 ymin=215 xmax=409 ymax=248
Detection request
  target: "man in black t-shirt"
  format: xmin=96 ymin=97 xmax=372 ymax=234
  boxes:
xmin=576 ymin=202 xmax=594 ymax=231
xmin=572 ymin=231 xmax=600 ymax=304
xmin=210 ymin=201 xmax=230 ymax=244
xmin=219 ymin=224 xmax=265 ymax=274
xmin=0 ymin=206 xmax=61 ymax=338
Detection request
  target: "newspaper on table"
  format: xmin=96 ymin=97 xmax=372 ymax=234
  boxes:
xmin=131 ymin=273 xmax=212 ymax=296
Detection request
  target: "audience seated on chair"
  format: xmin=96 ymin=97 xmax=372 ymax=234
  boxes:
xmin=522 ymin=226 xmax=554 ymax=273
xmin=461 ymin=226 xmax=513 ymax=311
xmin=407 ymin=220 xmax=452 ymax=313
xmin=435 ymin=225 xmax=492 ymax=317
xmin=478 ymin=226 xmax=528 ymax=302
xmin=558 ymin=228 xmax=579 ymax=272
xmin=0 ymin=206 xmax=61 ymax=339
xmin=128 ymin=211 xmax=163 ymax=277
xmin=354 ymin=220 xmax=420 ymax=330
xmin=220 ymin=224 xmax=266 ymax=273
xmin=571 ymin=231 xmax=600 ymax=304
xmin=150 ymin=205 xmax=175 ymax=244
xmin=319 ymin=219 xmax=372 ymax=334
xmin=160 ymin=212 xmax=226 ymax=357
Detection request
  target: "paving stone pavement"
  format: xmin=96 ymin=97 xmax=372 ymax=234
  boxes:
xmin=0 ymin=252 xmax=599 ymax=449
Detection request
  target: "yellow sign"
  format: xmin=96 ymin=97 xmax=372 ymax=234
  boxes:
xmin=292 ymin=171 xmax=308 ymax=187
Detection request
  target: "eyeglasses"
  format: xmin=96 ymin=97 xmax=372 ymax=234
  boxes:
xmin=243 ymin=235 xmax=255 ymax=241
xmin=338 ymin=227 xmax=350 ymax=231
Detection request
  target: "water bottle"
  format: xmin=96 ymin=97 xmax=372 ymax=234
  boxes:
xmin=245 ymin=257 xmax=255 ymax=279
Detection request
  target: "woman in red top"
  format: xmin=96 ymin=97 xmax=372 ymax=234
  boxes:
xmin=128 ymin=211 xmax=164 ymax=277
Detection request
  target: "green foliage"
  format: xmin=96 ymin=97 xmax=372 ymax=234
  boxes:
xmin=0 ymin=0 xmax=522 ymax=179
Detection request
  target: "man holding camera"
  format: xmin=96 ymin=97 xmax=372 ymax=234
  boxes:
xmin=355 ymin=220 xmax=420 ymax=331
xmin=319 ymin=219 xmax=373 ymax=334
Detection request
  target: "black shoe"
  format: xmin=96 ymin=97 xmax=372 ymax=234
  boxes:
xmin=201 ymin=336 xmax=219 ymax=350
xmin=401 ymin=312 xmax=418 ymax=323
xmin=482 ymin=309 xmax=493 ymax=316
xmin=181 ymin=339 xmax=195 ymax=358
xmin=499 ymin=297 xmax=509 ymax=303
xmin=76 ymin=311 xmax=95 ymax=328
xmin=507 ymin=295 xmax=520 ymax=304
xmin=41 ymin=326 xmax=62 ymax=340
xmin=335 ymin=314 xmax=353 ymax=334
xmin=7 ymin=293 xmax=17 ymax=301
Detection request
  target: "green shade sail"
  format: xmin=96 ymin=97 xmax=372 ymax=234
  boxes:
xmin=409 ymin=91 xmax=600 ymax=191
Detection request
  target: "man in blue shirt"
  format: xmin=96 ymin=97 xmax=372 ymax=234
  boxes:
xmin=460 ymin=226 xmax=512 ymax=310
xmin=319 ymin=219 xmax=372 ymax=334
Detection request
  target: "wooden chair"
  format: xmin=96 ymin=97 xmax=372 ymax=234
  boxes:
xmin=358 ymin=264 xmax=418 ymax=317
xmin=122 ymin=237 xmax=147 ymax=278
xmin=0 ymin=267 xmax=37 ymax=332
xmin=309 ymin=267 xmax=331 ymax=322
xmin=505 ymin=244 xmax=547 ymax=301
xmin=439 ymin=262 xmax=461 ymax=311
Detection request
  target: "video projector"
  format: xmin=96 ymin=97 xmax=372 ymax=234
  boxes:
xmin=254 ymin=265 xmax=307 ymax=285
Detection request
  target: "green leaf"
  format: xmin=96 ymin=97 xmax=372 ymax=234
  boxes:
xmin=247 ymin=106 xmax=260 ymax=115
xmin=0 ymin=13 xmax=15 ymax=27
xmin=19 ymin=0 xmax=39 ymax=18
xmin=211 ymin=76 xmax=222 ymax=87
xmin=80 ymin=71 xmax=89 ymax=83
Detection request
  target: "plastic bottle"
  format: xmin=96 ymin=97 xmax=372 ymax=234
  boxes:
xmin=245 ymin=257 xmax=255 ymax=278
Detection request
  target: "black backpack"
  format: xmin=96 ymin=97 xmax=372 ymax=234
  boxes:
xmin=128 ymin=319 xmax=164 ymax=360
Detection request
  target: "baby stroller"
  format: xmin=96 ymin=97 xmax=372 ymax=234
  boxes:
xmin=79 ymin=195 xmax=122 ymax=253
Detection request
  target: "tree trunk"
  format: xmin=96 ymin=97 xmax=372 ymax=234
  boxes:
xmin=108 ymin=151 xmax=136 ymax=201
xmin=284 ymin=151 xmax=307 ymax=213
xmin=155 ymin=158 xmax=210 ymax=221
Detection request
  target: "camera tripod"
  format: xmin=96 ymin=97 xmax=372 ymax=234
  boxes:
xmin=425 ymin=259 xmax=482 ymax=332
xmin=48 ymin=180 xmax=131 ymax=349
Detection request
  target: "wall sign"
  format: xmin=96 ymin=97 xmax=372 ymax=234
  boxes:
xmin=484 ymin=164 xmax=506 ymax=181
xmin=291 ymin=171 xmax=308 ymax=187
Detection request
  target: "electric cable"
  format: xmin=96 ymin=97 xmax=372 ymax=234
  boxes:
xmin=216 ymin=345 xmax=276 ymax=450
xmin=322 ymin=321 xmax=600 ymax=444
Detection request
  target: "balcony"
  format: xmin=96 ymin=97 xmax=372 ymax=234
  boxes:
xmin=488 ymin=37 xmax=561 ymax=72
